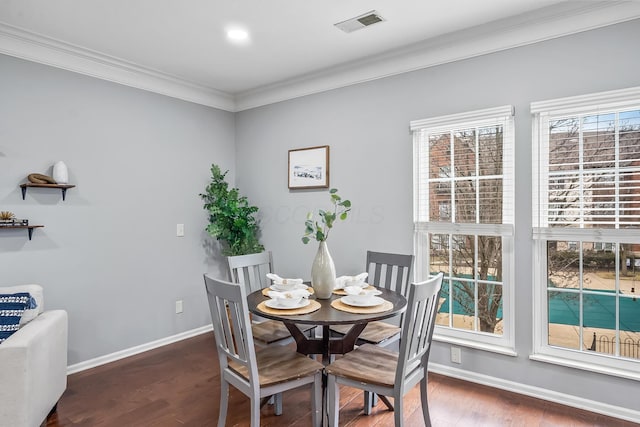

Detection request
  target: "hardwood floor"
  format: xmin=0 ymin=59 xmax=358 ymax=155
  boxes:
xmin=47 ymin=332 xmax=637 ymax=426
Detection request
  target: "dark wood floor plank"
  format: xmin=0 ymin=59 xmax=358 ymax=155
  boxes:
xmin=46 ymin=332 xmax=638 ymax=426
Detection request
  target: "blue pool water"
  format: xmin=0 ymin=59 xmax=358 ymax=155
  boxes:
xmin=437 ymin=280 xmax=640 ymax=331
xmin=548 ymin=291 xmax=640 ymax=331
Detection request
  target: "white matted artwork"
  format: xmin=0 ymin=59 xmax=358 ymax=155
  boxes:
xmin=288 ymin=145 xmax=329 ymax=189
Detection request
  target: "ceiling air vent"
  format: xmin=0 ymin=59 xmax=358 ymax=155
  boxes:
xmin=334 ymin=10 xmax=385 ymax=33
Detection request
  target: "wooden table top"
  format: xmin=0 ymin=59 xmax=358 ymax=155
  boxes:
xmin=247 ymin=286 xmax=407 ymax=326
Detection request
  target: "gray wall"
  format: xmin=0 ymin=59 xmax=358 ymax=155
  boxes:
xmin=235 ymin=20 xmax=640 ymax=412
xmin=0 ymin=54 xmax=234 ymax=364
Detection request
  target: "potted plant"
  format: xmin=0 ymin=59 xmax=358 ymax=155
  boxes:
xmin=200 ymin=164 xmax=264 ymax=256
xmin=302 ymin=188 xmax=351 ymax=298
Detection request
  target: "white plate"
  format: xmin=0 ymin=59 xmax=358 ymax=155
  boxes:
xmin=270 ymin=283 xmax=308 ymax=292
xmin=335 ymin=282 xmax=370 ymax=290
xmin=340 ymin=296 xmax=385 ymax=307
xmin=265 ymin=298 xmax=311 ymax=310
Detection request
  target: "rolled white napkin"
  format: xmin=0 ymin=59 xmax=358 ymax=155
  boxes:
xmin=266 ymin=273 xmax=304 ymax=285
xmin=334 ymin=272 xmax=368 ymax=289
xmin=266 ymin=289 xmax=311 ymax=299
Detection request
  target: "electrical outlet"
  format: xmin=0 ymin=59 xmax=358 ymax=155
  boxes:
xmin=176 ymin=224 xmax=184 ymax=237
xmin=451 ymin=346 xmax=462 ymax=364
xmin=175 ymin=300 xmax=183 ymax=314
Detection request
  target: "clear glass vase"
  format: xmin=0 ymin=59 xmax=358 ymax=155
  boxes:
xmin=311 ymin=241 xmax=336 ymax=299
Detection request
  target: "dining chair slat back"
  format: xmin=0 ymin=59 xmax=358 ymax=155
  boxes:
xmin=331 ymin=250 xmax=414 ymax=346
xmin=332 ymin=251 xmax=414 ymax=347
xmin=366 ymin=251 xmax=414 ymax=295
xmin=228 ymin=251 xmax=273 ymax=294
xmin=204 ymin=274 xmax=323 ymax=427
xmin=205 ymin=274 xmax=255 ymax=377
xmin=396 ymin=273 xmax=442 ymax=388
xmin=227 ymin=251 xmax=314 ymax=345
xmin=326 ymin=273 xmax=443 ymax=427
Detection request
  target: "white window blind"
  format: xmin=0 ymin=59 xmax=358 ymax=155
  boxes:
xmin=533 ymin=99 xmax=640 ymax=231
xmin=412 ymin=105 xmax=515 ymax=226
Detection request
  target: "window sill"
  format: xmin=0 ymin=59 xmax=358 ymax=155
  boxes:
xmin=433 ymin=333 xmax=517 ymax=357
xmin=530 ymin=353 xmax=640 ymax=382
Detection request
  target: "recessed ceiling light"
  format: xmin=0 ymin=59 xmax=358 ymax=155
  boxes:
xmin=227 ymin=28 xmax=249 ymax=43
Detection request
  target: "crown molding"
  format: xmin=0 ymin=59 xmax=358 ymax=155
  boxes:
xmin=235 ymin=1 xmax=640 ymax=111
xmin=0 ymin=22 xmax=236 ymax=111
xmin=1 ymin=2 xmax=639 ymax=113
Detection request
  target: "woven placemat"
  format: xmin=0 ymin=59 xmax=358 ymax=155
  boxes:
xmin=257 ymin=299 xmax=321 ymax=315
xmin=332 ymin=285 xmax=375 ymax=296
xmin=262 ymin=287 xmax=315 ymax=296
xmin=330 ymin=298 xmax=393 ymax=314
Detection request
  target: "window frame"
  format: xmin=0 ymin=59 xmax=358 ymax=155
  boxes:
xmin=531 ymin=86 xmax=640 ymax=381
xmin=411 ymin=105 xmax=516 ymax=355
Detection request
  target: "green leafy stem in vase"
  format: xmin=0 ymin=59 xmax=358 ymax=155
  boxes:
xmin=302 ymin=188 xmax=351 ymax=244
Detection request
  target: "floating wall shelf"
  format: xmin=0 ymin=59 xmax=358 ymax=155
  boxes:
xmin=0 ymin=225 xmax=44 ymax=240
xmin=20 ymin=183 xmax=75 ymax=201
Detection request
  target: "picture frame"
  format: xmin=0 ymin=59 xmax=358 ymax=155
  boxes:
xmin=288 ymin=145 xmax=330 ymax=189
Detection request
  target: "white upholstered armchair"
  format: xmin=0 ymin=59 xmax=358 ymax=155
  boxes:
xmin=0 ymin=284 xmax=68 ymax=427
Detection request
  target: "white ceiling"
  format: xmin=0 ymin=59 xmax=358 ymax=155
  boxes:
xmin=1 ymin=1 xmax=639 ymax=111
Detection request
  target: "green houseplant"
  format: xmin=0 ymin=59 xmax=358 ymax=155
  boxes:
xmin=201 ymin=164 xmax=264 ymax=256
xmin=302 ymin=188 xmax=351 ymax=298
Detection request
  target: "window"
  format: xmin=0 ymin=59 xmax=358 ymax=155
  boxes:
xmin=412 ymin=106 xmax=515 ymax=353
xmin=532 ymin=86 xmax=640 ymax=380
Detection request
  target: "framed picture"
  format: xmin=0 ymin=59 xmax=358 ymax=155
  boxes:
xmin=288 ymin=145 xmax=330 ymax=189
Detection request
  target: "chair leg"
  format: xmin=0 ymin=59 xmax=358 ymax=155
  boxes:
xmin=420 ymin=376 xmax=432 ymax=427
xmin=218 ymin=380 xmax=229 ymax=427
xmin=393 ymin=394 xmax=403 ymax=427
xmin=327 ymin=375 xmax=340 ymax=427
xmin=250 ymin=392 xmax=261 ymax=427
xmin=364 ymin=391 xmax=374 ymax=415
xmin=312 ymin=372 xmax=322 ymax=427
xmin=274 ymin=392 xmax=283 ymax=415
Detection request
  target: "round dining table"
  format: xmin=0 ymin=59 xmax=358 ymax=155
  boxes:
xmin=247 ymin=287 xmax=407 ymax=364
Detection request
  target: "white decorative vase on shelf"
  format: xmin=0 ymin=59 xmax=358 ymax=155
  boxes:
xmin=52 ymin=161 xmax=69 ymax=184
xmin=311 ymin=241 xmax=336 ymax=299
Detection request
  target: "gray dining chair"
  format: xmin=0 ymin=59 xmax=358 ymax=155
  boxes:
xmin=330 ymin=250 xmax=414 ymax=413
xmin=227 ymin=251 xmax=315 ymax=347
xmin=203 ymin=274 xmax=323 ymax=427
xmin=227 ymin=251 xmax=316 ymax=414
xmin=325 ymin=273 xmax=443 ymax=427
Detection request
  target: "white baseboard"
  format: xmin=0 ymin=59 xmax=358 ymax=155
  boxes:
xmin=429 ymin=362 xmax=640 ymax=424
xmin=66 ymin=324 xmax=213 ymax=375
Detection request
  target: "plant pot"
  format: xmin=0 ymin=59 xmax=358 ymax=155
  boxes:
xmin=311 ymin=241 xmax=336 ymax=299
